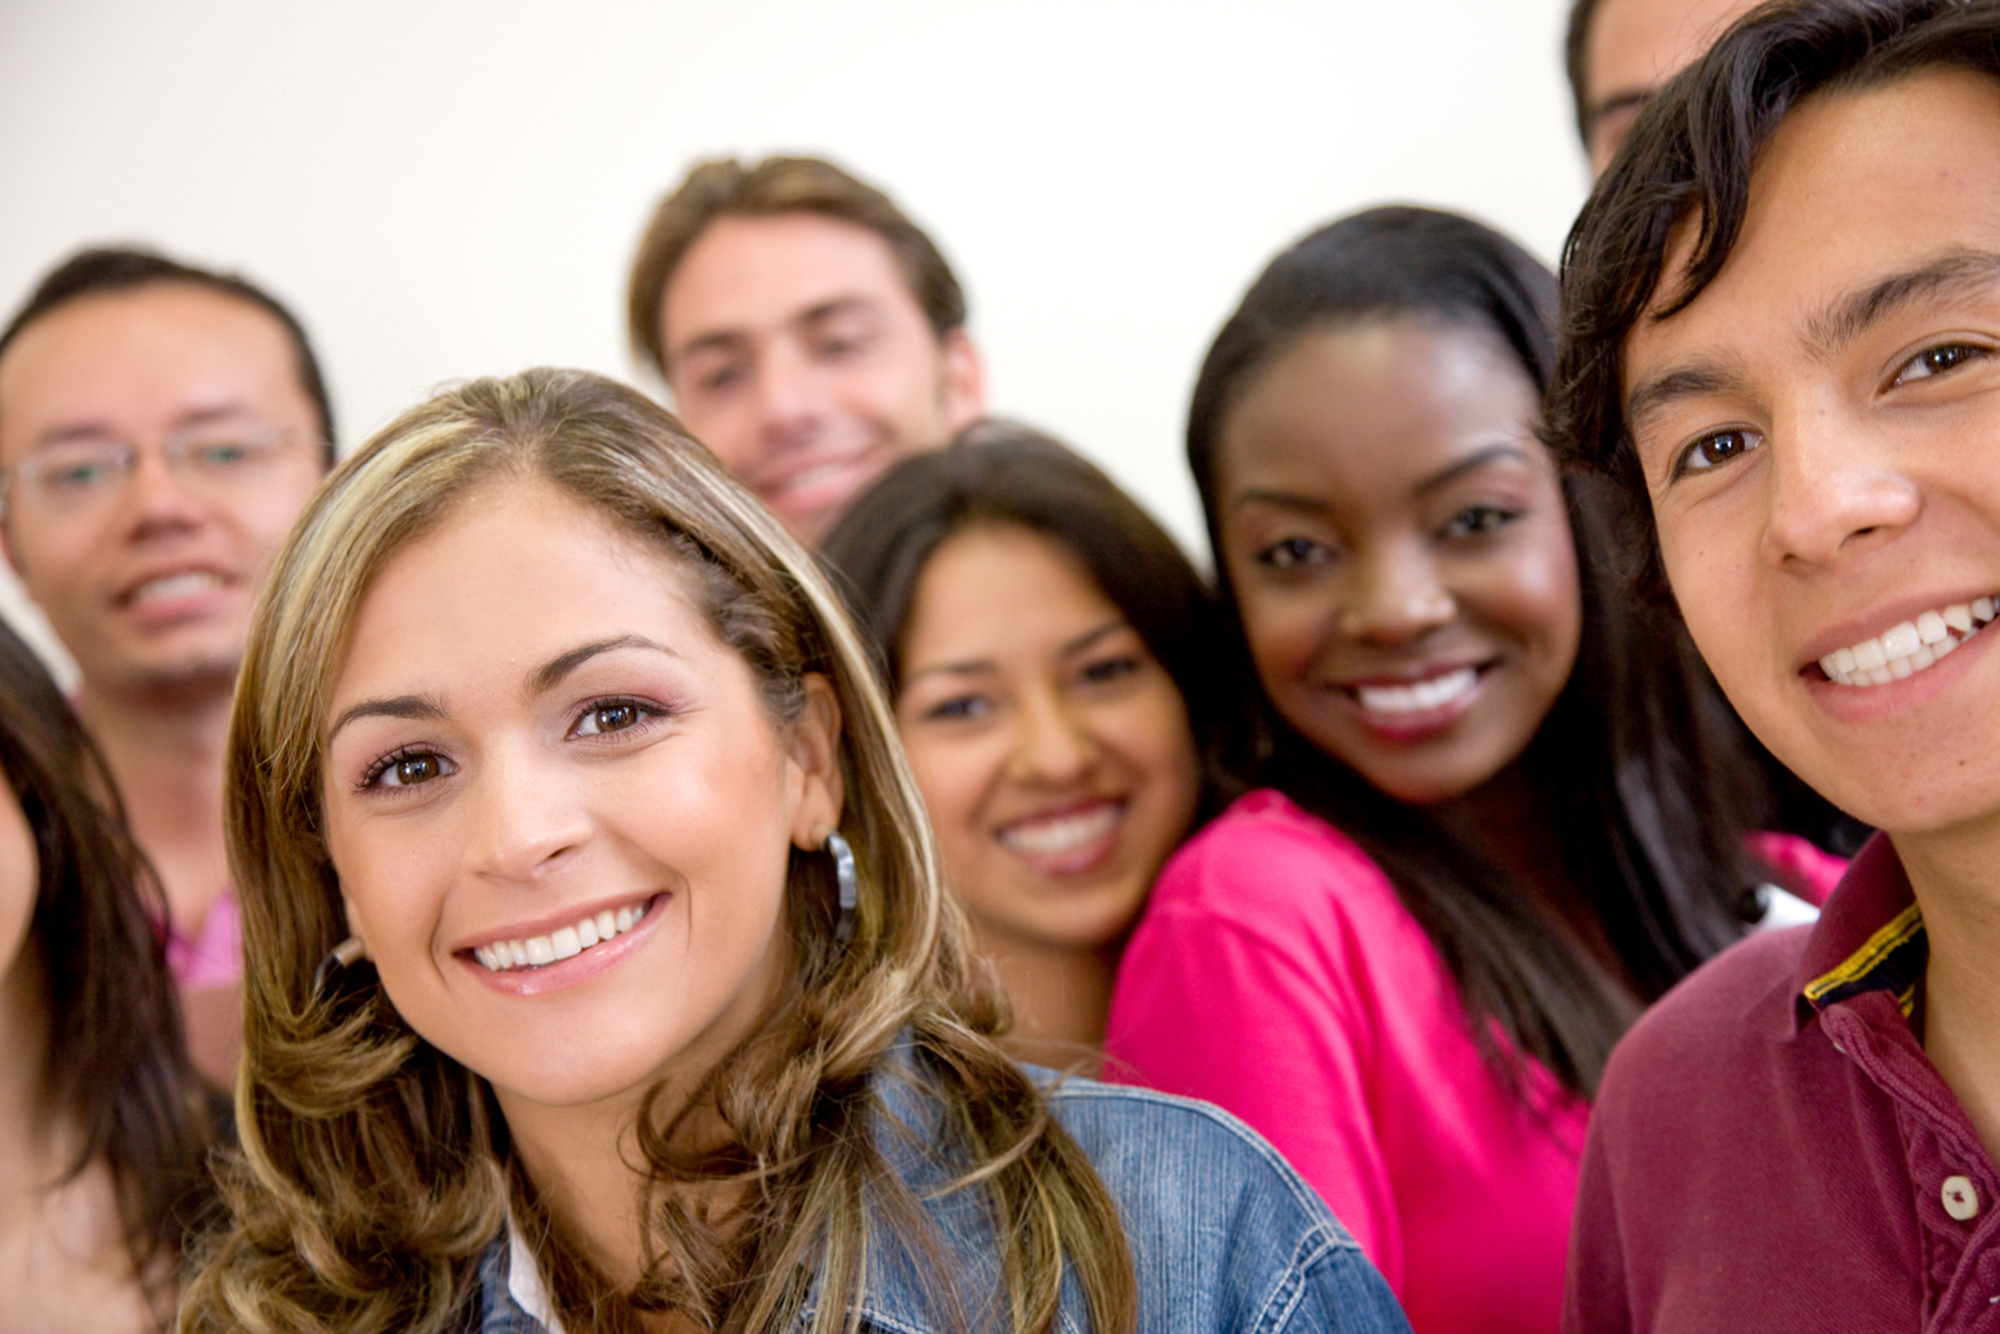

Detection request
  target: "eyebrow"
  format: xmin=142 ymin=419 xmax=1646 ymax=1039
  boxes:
xmin=1802 ymin=249 xmax=2000 ymax=358
xmin=527 ymin=634 xmax=677 ymax=694
xmin=1626 ymin=250 xmax=2000 ymax=437
xmin=1585 ymin=88 xmax=1651 ymax=135
xmin=326 ymin=636 xmax=676 ymax=741
xmin=903 ymin=618 xmax=1129 ymax=686
xmin=1229 ymin=443 xmax=1537 ymax=516
xmin=34 ymin=402 xmax=259 ymax=450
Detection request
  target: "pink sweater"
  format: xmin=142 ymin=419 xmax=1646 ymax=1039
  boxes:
xmin=1104 ymin=790 xmax=1843 ymax=1334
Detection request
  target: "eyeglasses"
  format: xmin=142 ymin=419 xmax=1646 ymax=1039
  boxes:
xmin=0 ymin=427 xmax=318 ymax=519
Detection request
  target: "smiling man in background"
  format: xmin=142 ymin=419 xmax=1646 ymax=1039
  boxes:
xmin=627 ymin=155 xmax=985 ymax=542
xmin=0 ymin=248 xmax=334 ymax=1084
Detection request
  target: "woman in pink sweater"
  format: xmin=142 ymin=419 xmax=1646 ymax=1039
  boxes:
xmin=1105 ymin=207 xmax=1843 ymax=1334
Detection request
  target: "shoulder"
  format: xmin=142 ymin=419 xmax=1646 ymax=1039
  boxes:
xmin=1043 ymin=1077 xmax=1410 ymax=1333
xmin=1591 ymin=925 xmax=1811 ymax=1149
xmin=1151 ymin=791 xmax=1400 ymax=924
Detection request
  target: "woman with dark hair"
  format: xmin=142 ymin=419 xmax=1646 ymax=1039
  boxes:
xmin=821 ymin=422 xmax=1226 ymax=1068
xmin=0 ymin=618 xmax=215 ymax=1329
xmin=1103 ymin=206 xmax=1842 ymax=1334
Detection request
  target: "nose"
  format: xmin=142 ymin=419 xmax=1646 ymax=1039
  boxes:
xmin=462 ymin=745 xmax=592 ymax=884
xmin=753 ymin=341 xmax=830 ymax=451
xmin=1759 ymin=411 xmax=1920 ymax=569
xmin=1337 ymin=540 xmax=1456 ymax=644
xmin=1006 ymin=691 xmax=1099 ymax=787
xmin=119 ymin=447 xmax=207 ymax=538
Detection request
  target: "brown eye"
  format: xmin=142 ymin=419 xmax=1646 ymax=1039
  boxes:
xmin=1896 ymin=342 xmax=1986 ymax=384
xmin=366 ymin=749 xmax=452 ymax=790
xmin=1674 ymin=428 xmax=1762 ymax=477
xmin=571 ymin=699 xmax=660 ymax=738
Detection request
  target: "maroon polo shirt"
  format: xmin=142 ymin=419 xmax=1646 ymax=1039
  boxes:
xmin=1565 ymin=835 xmax=2000 ymax=1332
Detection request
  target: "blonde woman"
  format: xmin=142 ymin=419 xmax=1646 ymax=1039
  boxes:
xmin=179 ymin=368 xmax=1407 ymax=1334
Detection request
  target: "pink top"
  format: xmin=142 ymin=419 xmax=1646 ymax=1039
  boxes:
xmin=1104 ymin=791 xmax=1844 ymax=1334
xmin=164 ymin=885 xmax=242 ymax=991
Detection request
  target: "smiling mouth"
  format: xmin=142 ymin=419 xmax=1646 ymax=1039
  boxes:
xmin=997 ymin=800 xmax=1124 ymax=857
xmin=469 ymin=896 xmax=654 ymax=972
xmin=126 ymin=570 xmax=227 ymax=606
xmin=1817 ymin=597 xmax=1998 ymax=686
xmin=1347 ymin=666 xmax=1481 ymax=718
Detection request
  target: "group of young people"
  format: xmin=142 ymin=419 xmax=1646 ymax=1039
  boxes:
xmin=2 ymin=0 xmax=1993 ymax=1331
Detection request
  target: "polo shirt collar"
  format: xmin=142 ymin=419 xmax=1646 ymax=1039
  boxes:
xmin=1791 ymin=833 xmax=1927 ymax=1032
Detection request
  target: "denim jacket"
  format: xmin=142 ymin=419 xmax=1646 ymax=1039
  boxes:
xmin=472 ymin=1061 xmax=1410 ymax=1334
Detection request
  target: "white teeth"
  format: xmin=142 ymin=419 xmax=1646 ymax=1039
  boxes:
xmin=473 ymin=900 xmax=651 ymax=972
xmin=1354 ymin=667 xmax=1478 ymax=717
xmin=998 ymin=803 xmax=1122 ymax=856
xmin=131 ymin=570 xmax=222 ymax=604
xmin=1819 ymin=598 xmax=1999 ymax=687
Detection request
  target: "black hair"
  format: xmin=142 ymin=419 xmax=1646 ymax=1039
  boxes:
xmin=0 ymin=246 xmax=336 ymax=463
xmin=1551 ymin=0 xmax=1993 ymax=581
xmin=1187 ymin=204 xmax=1772 ymax=1099
xmin=0 ymin=616 xmax=216 ymax=1311
xmin=820 ymin=419 xmax=1238 ymax=824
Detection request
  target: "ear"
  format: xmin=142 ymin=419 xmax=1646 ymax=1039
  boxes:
xmin=787 ymin=672 xmax=845 ymax=849
xmin=937 ymin=327 xmax=986 ymax=433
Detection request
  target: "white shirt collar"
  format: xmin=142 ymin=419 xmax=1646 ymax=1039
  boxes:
xmin=505 ymin=1211 xmax=570 ymax=1334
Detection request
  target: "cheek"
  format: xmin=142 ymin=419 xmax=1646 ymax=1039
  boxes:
xmin=899 ymin=730 xmax=994 ymax=840
xmin=1236 ymin=587 xmax=1328 ymax=693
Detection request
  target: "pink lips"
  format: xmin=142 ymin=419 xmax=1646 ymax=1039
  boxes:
xmin=456 ymin=892 xmax=668 ymax=998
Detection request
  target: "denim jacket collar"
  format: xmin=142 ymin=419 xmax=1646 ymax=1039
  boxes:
xmin=475 ymin=1042 xmax=1068 ymax=1334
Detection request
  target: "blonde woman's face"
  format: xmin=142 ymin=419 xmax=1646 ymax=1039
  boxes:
xmin=320 ymin=479 xmax=840 ymax=1114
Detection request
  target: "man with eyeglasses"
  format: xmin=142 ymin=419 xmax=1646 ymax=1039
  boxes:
xmin=0 ymin=247 xmax=334 ymax=1085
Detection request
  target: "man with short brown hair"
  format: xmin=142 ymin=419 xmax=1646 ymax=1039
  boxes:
xmin=627 ymin=155 xmax=984 ymax=541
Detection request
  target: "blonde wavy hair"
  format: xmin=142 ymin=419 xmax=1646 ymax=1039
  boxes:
xmin=179 ymin=368 xmax=1136 ymax=1334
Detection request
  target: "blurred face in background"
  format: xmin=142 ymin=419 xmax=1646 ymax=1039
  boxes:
xmin=893 ymin=524 xmax=1200 ymax=958
xmin=659 ymin=213 xmax=983 ymax=542
xmin=1581 ymin=0 xmax=1764 ymax=175
xmin=0 ymin=283 xmax=325 ymax=699
xmin=1216 ymin=318 xmax=1581 ymax=806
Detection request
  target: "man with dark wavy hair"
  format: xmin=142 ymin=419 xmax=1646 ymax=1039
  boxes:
xmin=627 ymin=155 xmax=984 ymax=542
xmin=1550 ymin=1 xmax=2000 ymax=1327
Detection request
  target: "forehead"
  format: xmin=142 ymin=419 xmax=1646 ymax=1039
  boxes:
xmin=1222 ymin=320 xmax=1544 ymax=500
xmin=660 ymin=212 xmax=926 ymax=353
xmin=1585 ymin=0 xmax=1762 ymax=101
xmin=904 ymin=524 xmax=1115 ymax=657
xmin=0 ymin=282 xmax=313 ymax=450
xmin=1626 ymin=70 xmax=2000 ymax=388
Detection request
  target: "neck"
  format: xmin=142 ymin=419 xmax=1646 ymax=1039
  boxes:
xmin=1889 ymin=822 xmax=2000 ymax=1167
xmin=974 ymin=923 xmax=1119 ymax=1073
xmin=75 ymin=679 xmax=233 ymax=933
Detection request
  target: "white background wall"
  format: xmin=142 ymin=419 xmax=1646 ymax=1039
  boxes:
xmin=0 ymin=0 xmax=1588 ymax=673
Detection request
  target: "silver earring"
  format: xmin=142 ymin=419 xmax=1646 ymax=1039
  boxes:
xmin=825 ymin=829 xmax=857 ymax=944
xmin=313 ymin=935 xmax=367 ymax=999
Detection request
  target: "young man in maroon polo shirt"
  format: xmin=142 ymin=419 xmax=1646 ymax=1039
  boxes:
xmin=1550 ymin=0 xmax=2000 ymax=1327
